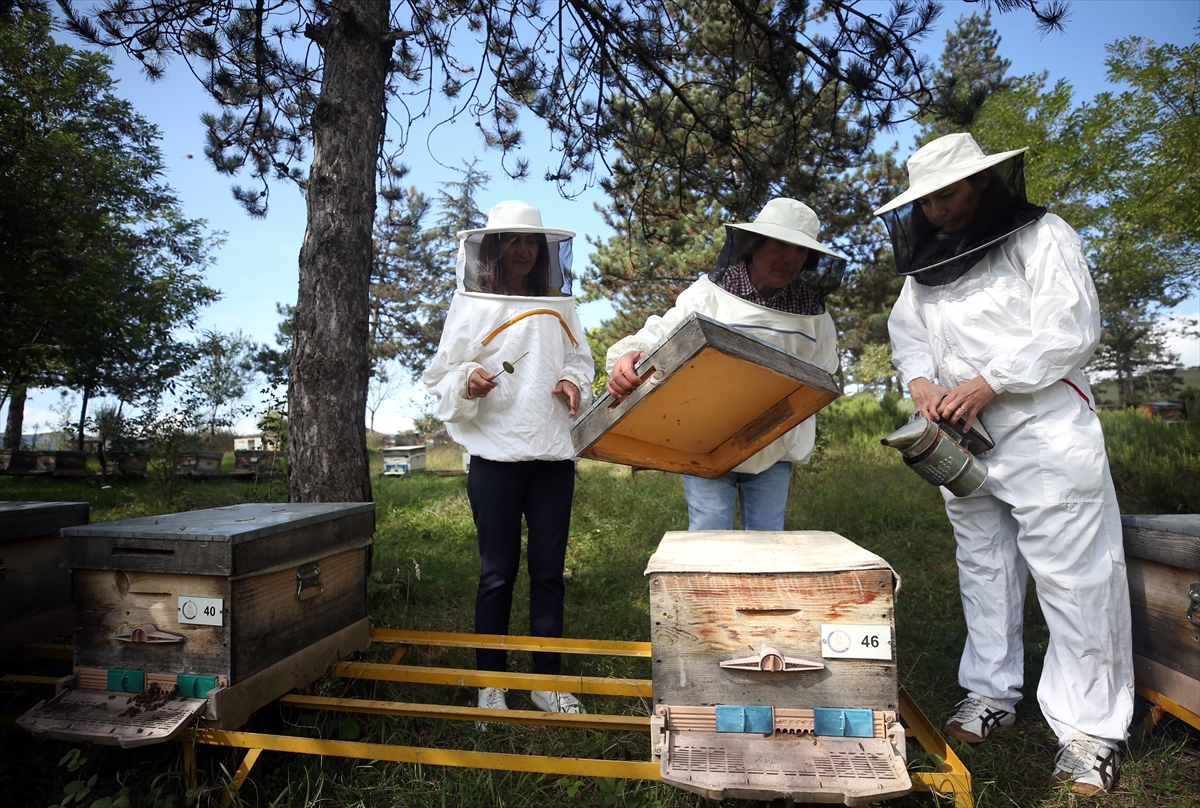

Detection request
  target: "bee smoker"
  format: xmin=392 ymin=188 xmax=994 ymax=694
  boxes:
xmin=881 ymin=415 xmax=988 ymax=497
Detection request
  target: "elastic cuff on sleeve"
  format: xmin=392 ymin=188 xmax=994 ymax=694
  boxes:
xmin=980 ymin=371 xmax=1003 ymax=395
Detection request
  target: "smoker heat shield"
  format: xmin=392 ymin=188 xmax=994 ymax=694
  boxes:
xmin=571 ymin=314 xmax=841 ymax=477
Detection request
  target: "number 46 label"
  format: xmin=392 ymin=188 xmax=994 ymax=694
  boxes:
xmin=178 ymin=596 xmax=224 ymax=627
xmin=820 ymin=624 xmax=892 ymax=660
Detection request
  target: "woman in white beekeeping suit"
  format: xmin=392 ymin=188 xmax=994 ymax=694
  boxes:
xmin=606 ymin=198 xmax=844 ymax=530
xmin=422 ymin=200 xmax=595 ymax=719
xmin=877 ymin=133 xmax=1133 ymax=795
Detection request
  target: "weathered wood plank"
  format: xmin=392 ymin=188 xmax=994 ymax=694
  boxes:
xmin=0 ymin=502 xmax=89 ymax=541
xmin=60 ymin=511 xmax=374 ymax=577
xmin=650 ymin=569 xmax=896 ymax=711
xmin=1133 ymin=653 xmax=1199 ymax=717
xmin=72 ymin=570 xmax=232 ymax=676
xmin=231 ymin=546 xmax=368 ymax=682
xmin=205 ymin=618 xmax=370 ymax=730
xmin=1 ymin=536 xmax=72 ymax=625
xmin=1126 ymin=556 xmax=1200 ymax=680
xmin=1122 ymin=526 xmax=1200 ymax=572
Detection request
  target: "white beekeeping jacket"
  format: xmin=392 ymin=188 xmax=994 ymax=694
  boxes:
xmin=606 ymin=276 xmax=839 ymax=473
xmin=422 ymin=233 xmax=594 ymax=463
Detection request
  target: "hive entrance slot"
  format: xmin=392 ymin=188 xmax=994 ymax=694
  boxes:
xmin=111 ymin=547 xmax=175 ymax=556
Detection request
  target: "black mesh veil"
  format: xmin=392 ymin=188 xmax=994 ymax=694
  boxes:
xmin=878 ymin=153 xmax=1046 ymax=287
xmin=708 ymin=226 xmax=847 ymax=312
xmin=460 ymin=232 xmax=574 ymax=296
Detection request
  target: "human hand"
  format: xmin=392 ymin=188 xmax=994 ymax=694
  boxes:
xmin=908 ymin=377 xmax=951 ymax=421
xmin=605 ymin=351 xmax=646 ymax=398
xmin=937 ymin=376 xmax=996 ymax=433
xmin=552 ymin=379 xmax=581 ymax=417
xmin=467 ymin=368 xmax=498 ymax=399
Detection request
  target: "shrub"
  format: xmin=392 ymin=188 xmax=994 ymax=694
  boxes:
xmin=1100 ymin=407 xmax=1200 ymax=513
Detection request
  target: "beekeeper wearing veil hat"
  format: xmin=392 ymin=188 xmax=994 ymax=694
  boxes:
xmin=606 ymin=197 xmax=845 ymax=531
xmin=878 ymin=133 xmax=1133 ymax=795
xmin=423 ymin=200 xmax=594 ymax=719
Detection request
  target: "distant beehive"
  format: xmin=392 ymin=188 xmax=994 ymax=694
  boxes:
xmin=382 ymin=445 xmax=427 ymax=476
xmin=646 ymin=530 xmax=909 ymax=804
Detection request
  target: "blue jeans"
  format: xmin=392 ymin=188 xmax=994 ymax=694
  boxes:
xmin=683 ymin=461 xmax=793 ymax=530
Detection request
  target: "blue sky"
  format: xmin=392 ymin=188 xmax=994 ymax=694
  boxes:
xmin=9 ymin=0 xmax=1199 ymax=436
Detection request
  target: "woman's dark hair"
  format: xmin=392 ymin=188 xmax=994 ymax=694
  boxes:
xmin=908 ymin=169 xmax=1018 ymax=248
xmin=477 ymin=232 xmax=550 ymax=295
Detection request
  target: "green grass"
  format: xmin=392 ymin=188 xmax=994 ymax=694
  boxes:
xmin=2 ymin=398 xmax=1197 ymax=807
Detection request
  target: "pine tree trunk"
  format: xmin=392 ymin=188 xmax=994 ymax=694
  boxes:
xmin=288 ymin=0 xmax=390 ymax=503
xmin=4 ymin=383 xmax=26 ymax=450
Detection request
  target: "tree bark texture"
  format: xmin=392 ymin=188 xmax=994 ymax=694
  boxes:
xmin=289 ymin=0 xmax=390 ymax=503
xmin=4 ymin=383 xmax=26 ymax=450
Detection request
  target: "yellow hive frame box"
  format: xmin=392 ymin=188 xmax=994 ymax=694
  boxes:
xmin=572 ymin=314 xmax=841 ymax=477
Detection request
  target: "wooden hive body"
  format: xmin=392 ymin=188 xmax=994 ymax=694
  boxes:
xmin=0 ymin=501 xmax=89 ymax=654
xmin=572 ymin=314 xmax=841 ymax=477
xmin=1122 ymin=514 xmax=1200 ymax=719
xmin=646 ymin=531 xmax=908 ymax=804
xmin=19 ymin=503 xmax=374 ymax=744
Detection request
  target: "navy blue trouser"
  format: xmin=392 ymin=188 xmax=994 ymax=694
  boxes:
xmin=467 ymin=456 xmax=574 ymax=674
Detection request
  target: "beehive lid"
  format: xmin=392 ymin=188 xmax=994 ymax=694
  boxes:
xmin=59 ymin=502 xmax=375 ymax=576
xmin=572 ymin=314 xmax=841 ymax=478
xmin=0 ymin=501 xmax=90 ymax=542
xmin=646 ymin=530 xmax=895 ymax=578
xmin=1121 ymin=513 xmax=1200 ymax=571
xmin=18 ymin=687 xmax=207 ymax=748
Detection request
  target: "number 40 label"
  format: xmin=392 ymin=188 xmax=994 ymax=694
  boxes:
xmin=178 ymin=596 xmax=224 ymax=627
xmin=820 ymin=624 xmax=892 ymax=660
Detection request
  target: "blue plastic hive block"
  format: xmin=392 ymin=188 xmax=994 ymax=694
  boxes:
xmin=715 ymin=704 xmax=774 ymax=734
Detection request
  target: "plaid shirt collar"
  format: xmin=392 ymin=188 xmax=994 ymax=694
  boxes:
xmin=712 ymin=262 xmax=823 ymax=315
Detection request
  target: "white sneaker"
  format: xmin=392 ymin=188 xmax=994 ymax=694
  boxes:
xmin=475 ymin=687 xmax=508 ymax=730
xmin=530 ymin=689 xmax=586 ymax=714
xmin=944 ymin=696 xmax=1016 ymax=744
xmin=1050 ymin=735 xmax=1121 ymax=795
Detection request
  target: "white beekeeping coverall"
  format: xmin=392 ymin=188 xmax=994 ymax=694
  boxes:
xmin=422 ymin=203 xmax=594 ymax=462
xmin=888 ymin=212 xmax=1133 ymax=745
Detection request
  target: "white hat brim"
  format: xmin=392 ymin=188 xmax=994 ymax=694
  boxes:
xmin=727 ymin=221 xmax=850 ymax=262
xmin=457 ymin=224 xmax=576 ymax=240
xmin=873 ymin=147 xmax=1028 ymax=216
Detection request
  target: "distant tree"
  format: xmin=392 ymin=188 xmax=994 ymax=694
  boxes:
xmin=919 ymin=10 xmax=1015 ymax=136
xmin=58 ymin=0 xmax=1062 ymax=501
xmin=0 ymin=6 xmax=218 ymax=449
xmin=188 ymin=330 xmax=258 ymax=435
xmin=370 ymin=189 xmax=437 ymax=376
xmin=963 ymin=38 xmax=1199 ymax=402
xmin=252 ymin=304 xmax=295 ymax=383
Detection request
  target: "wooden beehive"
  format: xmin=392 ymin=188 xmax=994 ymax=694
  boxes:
xmin=19 ymin=502 xmax=374 ymax=746
xmin=1122 ymin=514 xmax=1199 ymax=721
xmin=646 ymin=530 xmax=909 ymax=804
xmin=0 ymin=501 xmax=90 ymax=655
xmin=572 ymin=314 xmax=841 ymax=478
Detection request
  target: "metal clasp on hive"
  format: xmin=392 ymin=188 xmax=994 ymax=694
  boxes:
xmin=296 ymin=562 xmax=324 ymax=602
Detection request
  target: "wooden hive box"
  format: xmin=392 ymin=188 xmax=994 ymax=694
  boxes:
xmin=645 ymin=531 xmax=909 ymax=804
xmin=18 ymin=502 xmax=374 ymax=746
xmin=571 ymin=314 xmax=841 ymax=478
xmin=0 ymin=501 xmax=90 ymax=655
xmin=1122 ymin=514 xmax=1200 ymax=723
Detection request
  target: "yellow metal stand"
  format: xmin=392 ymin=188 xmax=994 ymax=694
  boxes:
xmin=180 ymin=629 xmax=973 ymax=807
xmin=1133 ymin=683 xmax=1200 ymax=739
